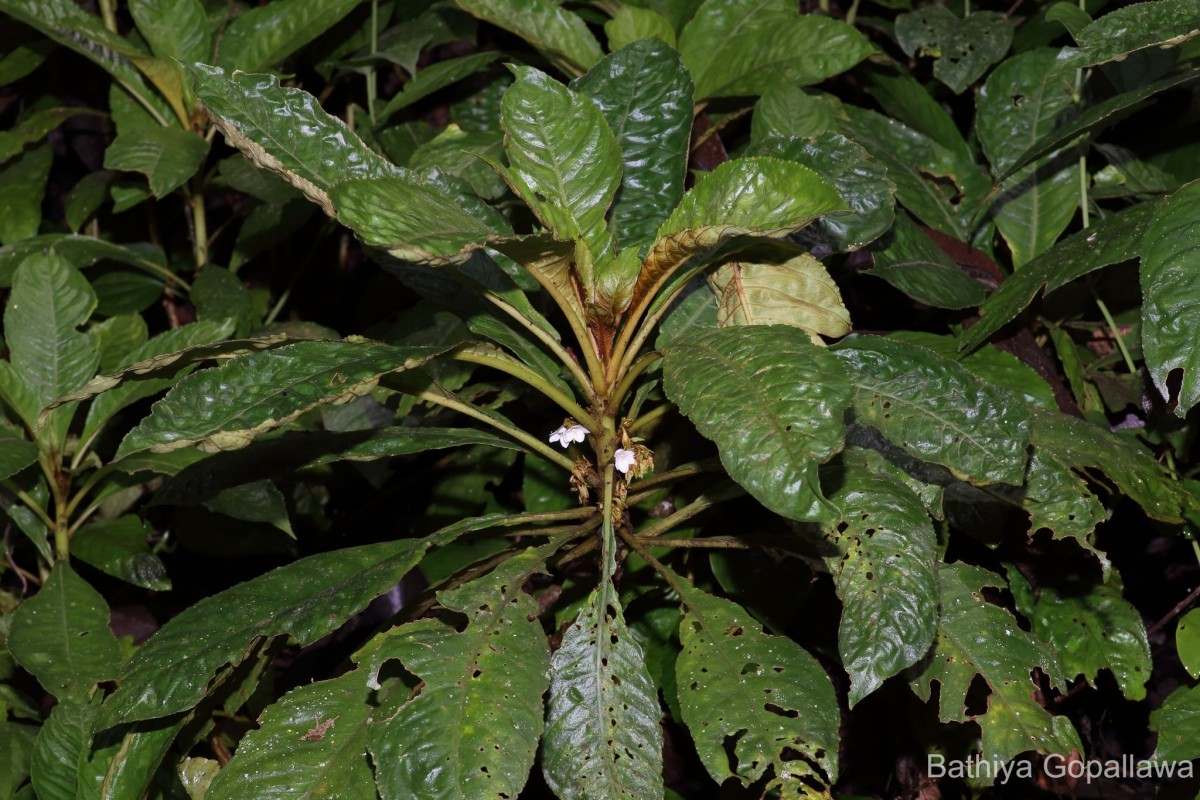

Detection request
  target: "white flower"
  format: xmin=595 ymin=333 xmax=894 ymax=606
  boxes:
xmin=549 ymin=423 xmax=589 ymax=448
xmin=614 ymin=448 xmax=637 ymax=474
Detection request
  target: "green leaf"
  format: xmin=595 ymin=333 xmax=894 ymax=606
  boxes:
xmin=329 ymin=174 xmax=503 ymax=264
xmin=573 ymin=39 xmax=694 ymax=253
xmin=104 ymin=127 xmax=209 ymax=198
xmin=1014 ymin=572 xmax=1150 ymax=701
xmin=673 ymin=569 xmax=839 ymax=795
xmin=8 ymin=563 xmax=123 ymax=703
xmin=98 ymin=537 xmax=433 ymax=727
xmin=0 ymin=234 xmax=172 ymax=288
xmin=865 ymin=212 xmax=987 ymax=309
xmin=368 ymin=549 xmax=551 ymax=800
xmin=1142 ymin=180 xmax=1200 ymax=415
xmin=906 ymin=563 xmax=1081 ymax=765
xmin=887 ymin=331 xmax=1057 ymax=409
xmin=203 ymin=481 xmax=293 ymax=536
xmin=833 ymin=335 xmax=1031 ymax=485
xmin=1 ymin=252 xmax=98 ymax=440
xmin=678 ymin=0 xmax=873 ymax=99
xmin=72 ymin=516 xmax=170 ymax=591
xmin=747 ymin=132 xmax=897 ymax=252
xmin=378 ymin=51 xmax=503 ymax=119
xmin=499 ymin=65 xmax=621 ymax=268
xmin=663 ymin=325 xmax=851 ymax=522
xmin=455 ymin=0 xmax=604 ymax=75
xmin=115 ymin=339 xmax=454 ymax=459
xmin=542 ymin=588 xmax=663 ymax=800
xmin=977 ymin=49 xmax=1078 ymax=266
xmin=1054 ymin=0 xmax=1200 ymax=73
xmin=217 ymin=0 xmax=362 ymax=73
xmin=205 ymin=670 xmax=375 ymax=800
xmin=188 ymin=64 xmax=397 ymax=216
xmin=633 ymin=157 xmax=845 ymax=311
xmin=80 ymin=716 xmax=185 ymax=800
xmin=750 ymin=84 xmax=838 ymax=142
xmin=821 ymin=449 xmax=938 ymax=706
xmin=129 ymin=0 xmax=211 ymax=66
xmin=0 ymin=32 xmax=53 ymax=87
xmin=1178 ymin=609 xmax=1200 ymax=679
xmin=707 ymin=247 xmax=851 ymax=340
xmin=92 ymin=313 xmax=149 ymax=375
xmin=408 ymin=124 xmax=507 ymax=200
xmin=30 ymin=696 xmax=101 ymax=800
xmin=841 ymin=106 xmax=985 ymax=242
xmin=961 ymin=202 xmax=1152 ymax=352
xmin=895 ymin=7 xmax=1012 ymax=94
xmin=0 ymin=428 xmax=37 ymax=480
xmin=0 ymin=107 xmax=95 ymax=164
xmin=0 ymin=143 xmax=51 ymax=245
xmin=605 ymin=6 xmax=677 ymax=51
xmin=1031 ymin=408 xmax=1189 ymax=523
xmin=1023 ymin=449 xmax=1108 ymax=561
xmin=1151 ymin=684 xmax=1200 ymax=761
xmin=64 ymin=170 xmax=116 ymax=232
xmin=863 ymin=63 xmax=974 ymax=165
xmin=191 ymin=266 xmax=258 ymax=337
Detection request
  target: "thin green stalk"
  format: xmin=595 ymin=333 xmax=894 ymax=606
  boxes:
xmin=452 ymin=349 xmax=596 ymax=428
xmin=1093 ymin=293 xmax=1138 ymax=374
xmin=0 ymin=481 xmax=56 ymax=531
xmin=365 ymin=0 xmax=379 ymax=125
xmin=636 ymin=485 xmax=744 ymax=540
xmin=64 ymin=467 xmax=111 ymax=521
xmin=99 ymin=0 xmax=118 ymax=32
xmin=480 ymin=290 xmax=595 ymax=400
xmin=189 ymin=188 xmax=208 ymax=270
xmin=627 ymin=458 xmax=721 ymax=497
xmin=417 ymin=389 xmax=576 ymax=471
xmin=612 ymin=277 xmax=691 ymax=388
xmin=631 ymin=535 xmax=749 ymax=549
xmin=629 ymin=402 xmax=673 ymax=436
xmin=600 ymin=463 xmax=617 ymax=586
xmin=610 ymin=352 xmax=662 ymax=415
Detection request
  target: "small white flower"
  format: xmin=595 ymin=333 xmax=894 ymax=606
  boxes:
xmin=549 ymin=423 xmax=589 ymax=448
xmin=614 ymin=448 xmax=637 ymax=474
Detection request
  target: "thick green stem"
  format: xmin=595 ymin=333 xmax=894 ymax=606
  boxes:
xmin=417 ymin=389 xmax=576 ymax=471
xmin=635 ymin=484 xmax=744 ymax=540
xmin=99 ymin=0 xmax=118 ymax=32
xmin=189 ymin=188 xmax=208 ymax=270
xmin=365 ymin=0 xmax=379 ymax=125
xmin=0 ymin=481 xmax=56 ymax=532
xmin=480 ymin=289 xmax=596 ymax=400
xmin=610 ymin=352 xmax=662 ymax=415
xmin=629 ymin=402 xmax=673 ymax=436
xmin=452 ymin=349 xmax=596 ymax=428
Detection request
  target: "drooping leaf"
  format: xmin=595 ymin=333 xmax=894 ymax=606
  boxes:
xmin=1054 ymin=0 xmax=1200 ymax=73
xmin=0 ymin=428 xmax=37 ymax=480
xmin=833 ymin=335 xmax=1032 ymax=485
xmin=0 ymin=143 xmax=51 ymax=245
xmin=97 ymin=537 xmax=432 ymax=728
xmin=542 ymin=587 xmax=663 ymax=800
xmin=0 ymin=234 xmax=173 ymax=288
xmin=368 ymin=549 xmax=551 ymax=800
xmin=673 ymin=569 xmax=840 ymax=795
xmin=678 ymin=0 xmax=873 ymax=99
xmin=895 ymin=7 xmax=1012 ymax=94
xmin=104 ymin=127 xmax=209 ymax=198
xmin=498 ymin=66 xmax=621 ymax=268
xmin=573 ymin=39 xmax=694 ymax=253
xmin=188 ymin=64 xmax=398 ymax=215
xmin=378 ymin=51 xmax=503 ymax=119
xmin=30 ymin=696 xmax=101 ymax=800
xmin=115 ymin=339 xmax=455 ymax=459
xmin=455 ymin=0 xmax=604 ymax=74
xmin=866 ymin=212 xmax=987 ymax=309
xmin=128 ymin=0 xmax=211 ymax=66
xmin=71 ymin=516 xmax=170 ymax=592
xmin=977 ymin=49 xmax=1078 ymax=266
xmin=8 ymin=563 xmax=123 ymax=703
xmin=750 ymin=84 xmax=838 ymax=142
xmin=1151 ymin=684 xmax=1200 ymax=761
xmin=748 ymin=132 xmax=896 ymax=253
xmin=632 ymin=157 xmax=845 ymax=311
xmin=217 ymin=0 xmax=363 ymax=73
xmin=663 ymin=325 xmax=851 ymax=522
xmin=0 ymin=107 xmax=97 ymax=164
xmin=1142 ymin=180 xmax=1200 ymax=415
xmin=906 ymin=563 xmax=1082 ymax=766
xmin=960 ymin=202 xmax=1153 ymax=352
xmin=863 ymin=63 xmax=975 ymax=164
xmin=821 ymin=449 xmax=938 ymax=706
xmin=80 ymin=715 xmax=186 ymax=799
xmin=707 ymin=248 xmax=851 ymax=340
xmin=408 ymin=125 xmax=507 ymax=200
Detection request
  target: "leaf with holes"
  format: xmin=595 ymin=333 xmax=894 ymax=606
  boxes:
xmin=895 ymin=7 xmax=1012 ymax=94
xmin=1053 ymin=0 xmax=1200 ymax=73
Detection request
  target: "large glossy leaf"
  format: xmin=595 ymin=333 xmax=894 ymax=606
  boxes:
xmin=0 ymin=234 xmax=172 ymax=288
xmin=906 ymin=563 xmax=1081 ymax=765
xmin=368 ymin=549 xmax=551 ymax=800
xmin=80 ymin=715 xmax=185 ymax=800
xmin=378 ymin=51 xmax=503 ymax=119
xmin=678 ymin=0 xmax=873 ymax=99
xmin=663 ymin=325 xmax=851 ymax=522
xmin=833 ymin=335 xmax=1031 ymax=485
xmin=408 ymin=125 xmax=506 ymax=199
xmin=960 ymin=202 xmax=1152 ymax=351
xmin=217 ymin=0 xmax=361 ymax=73
xmin=30 ymin=697 xmax=100 ymax=800
xmin=498 ymin=66 xmax=621 ymax=268
xmin=129 ymin=0 xmax=210 ymax=66
xmin=71 ymin=516 xmax=170 ymax=592
xmin=115 ymin=340 xmax=455 ymax=459
xmin=1054 ymin=0 xmax=1200 ymax=73
xmin=8 ymin=564 xmax=122 ymax=703
xmin=0 ymin=143 xmax=50 ymax=245
xmin=455 ymin=0 xmax=603 ymax=74
xmin=977 ymin=49 xmax=1078 ymax=266
xmin=748 ymin=132 xmax=896 ymax=253
xmin=188 ymin=64 xmax=397 ymax=215
xmin=864 ymin=63 xmax=975 ymax=165
xmin=707 ymin=248 xmax=851 ymax=340
xmin=632 ymin=157 xmax=845 ymax=311
xmin=103 ymin=127 xmax=209 ymax=198
xmin=821 ymin=450 xmax=938 ymax=706
xmin=1141 ymin=180 xmax=1200 ymax=415
xmin=97 ymin=537 xmax=431 ymax=728
xmin=206 ymin=670 xmax=375 ymax=800
xmin=1010 ymin=572 xmax=1150 ymax=701
xmin=1032 ymin=408 xmax=1189 ymax=523
xmin=542 ymin=587 xmax=663 ymax=800
xmin=895 ymin=7 xmax=1012 ymax=93
xmin=573 ymin=40 xmax=694 ymax=253
xmin=1151 ymin=684 xmax=1200 ymax=761
xmin=866 ymin=212 xmax=987 ymax=309
xmin=673 ymin=569 xmax=839 ymax=795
